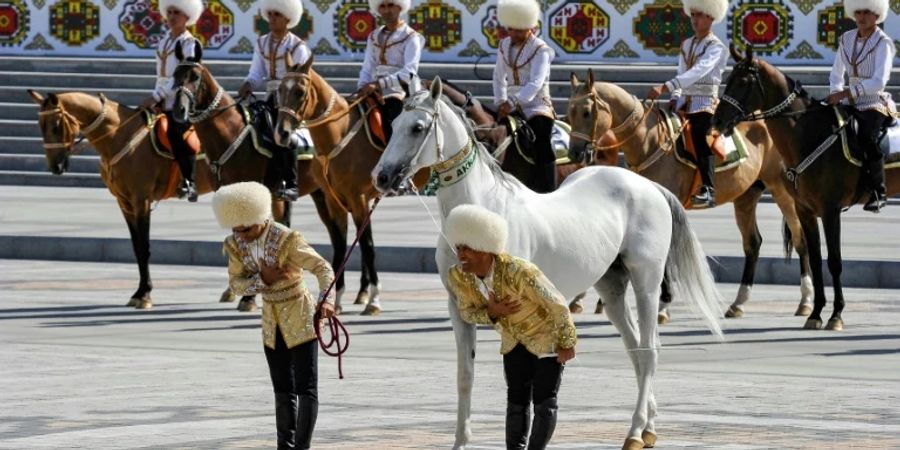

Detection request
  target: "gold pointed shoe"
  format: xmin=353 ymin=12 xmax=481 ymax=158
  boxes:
xmin=641 ymin=431 xmax=657 ymax=448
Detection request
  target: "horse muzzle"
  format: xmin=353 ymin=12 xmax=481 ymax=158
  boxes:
xmin=47 ymin=154 xmax=69 ymax=175
xmin=372 ymin=164 xmax=409 ymax=194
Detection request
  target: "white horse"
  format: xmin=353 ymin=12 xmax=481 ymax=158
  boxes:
xmin=372 ymin=77 xmax=724 ymax=450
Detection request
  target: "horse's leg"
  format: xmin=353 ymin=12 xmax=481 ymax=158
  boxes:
xmin=448 ymin=294 xmax=476 ymax=450
xmin=821 ymin=209 xmax=845 ymax=331
xmin=131 ymin=203 xmax=154 ymax=310
xmin=724 ymin=185 xmax=765 ymax=318
xmin=768 ymin=184 xmax=813 ymax=316
xmin=595 ymin=261 xmax=658 ymax=448
xmin=312 ymin=190 xmax=349 ymax=314
xmin=568 ymin=291 xmax=585 ymax=313
xmin=800 ymin=208 xmax=827 ymax=330
xmin=657 ymin=276 xmax=671 ymax=324
xmin=120 ymin=210 xmax=146 ymax=307
xmin=357 ymin=219 xmax=382 ymax=315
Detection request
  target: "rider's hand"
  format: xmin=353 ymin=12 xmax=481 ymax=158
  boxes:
xmin=238 ymin=82 xmax=253 ymax=100
xmin=825 ymin=90 xmax=848 ymax=105
xmin=557 ymin=347 xmax=576 ymax=364
xmin=140 ymin=96 xmax=159 ymax=111
xmin=646 ymin=84 xmax=668 ymax=101
xmin=359 ymin=82 xmax=383 ymax=104
xmin=259 ymin=261 xmax=296 ymax=285
xmin=497 ymin=102 xmax=513 ymax=122
xmin=487 ymin=292 xmax=521 ymax=319
xmin=318 ymin=302 xmax=335 ymax=319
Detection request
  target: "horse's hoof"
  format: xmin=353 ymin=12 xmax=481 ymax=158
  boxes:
xmin=622 ymin=437 xmax=644 ymax=450
xmin=354 ymin=291 xmax=369 ymax=305
xmin=641 ymin=431 xmax=657 ymax=448
xmin=361 ymin=304 xmax=382 ymax=316
xmin=657 ymin=312 xmax=670 ymax=325
xmin=126 ymin=298 xmax=140 ymax=307
xmin=803 ymin=318 xmax=823 ymax=330
xmin=569 ymin=301 xmax=583 ymax=314
xmin=825 ymin=318 xmax=843 ymax=331
xmin=794 ymin=304 xmax=812 ymax=316
xmin=594 ymin=301 xmax=604 ymax=315
xmin=219 ymin=291 xmax=236 ymax=303
xmin=134 ymin=299 xmax=153 ymax=310
xmin=237 ymin=299 xmax=257 ymax=312
xmin=724 ymin=305 xmax=743 ymax=318
xmin=334 ymin=305 xmax=343 ymax=316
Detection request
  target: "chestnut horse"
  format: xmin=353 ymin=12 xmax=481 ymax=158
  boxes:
xmin=567 ymin=69 xmax=813 ymax=320
xmin=28 ymin=89 xmax=214 ymax=310
xmin=712 ymin=47 xmax=899 ymax=330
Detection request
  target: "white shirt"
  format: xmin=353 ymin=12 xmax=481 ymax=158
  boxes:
xmin=153 ymin=31 xmax=197 ymax=111
xmin=830 ymin=28 xmax=896 ymax=116
xmin=358 ymin=23 xmax=424 ymax=100
xmin=664 ymin=33 xmax=727 ymax=115
xmin=493 ymin=35 xmax=555 ymax=119
xmin=244 ymin=32 xmax=312 ymax=95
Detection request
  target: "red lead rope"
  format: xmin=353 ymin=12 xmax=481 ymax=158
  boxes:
xmin=314 ymin=196 xmax=382 ymax=379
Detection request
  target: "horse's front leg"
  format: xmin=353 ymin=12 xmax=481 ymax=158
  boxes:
xmin=821 ymin=209 xmax=845 ymax=331
xmin=357 ymin=219 xmax=381 ymax=315
xmin=449 ymin=295 xmax=476 ymax=449
xmin=799 ymin=208 xmax=828 ymax=329
xmin=127 ymin=201 xmax=153 ymax=310
xmin=311 ymin=190 xmax=349 ymax=314
xmin=724 ymin=186 xmax=764 ymax=318
xmin=768 ymin=181 xmax=813 ymax=316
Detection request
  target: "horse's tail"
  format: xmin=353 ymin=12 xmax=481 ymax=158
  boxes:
xmin=655 ymin=184 xmax=725 ymax=341
xmin=782 ymin=218 xmax=793 ymax=262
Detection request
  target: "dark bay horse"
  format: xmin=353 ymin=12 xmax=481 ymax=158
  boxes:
xmin=712 ymin=46 xmax=899 ymax=330
xmin=28 ymin=89 xmax=214 ymax=310
xmin=568 ymin=69 xmax=813 ymax=320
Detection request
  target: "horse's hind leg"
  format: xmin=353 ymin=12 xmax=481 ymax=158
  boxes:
xmin=821 ymin=209 xmax=845 ymax=331
xmin=448 ymin=294 xmax=476 ymax=450
xmin=122 ymin=201 xmax=154 ymax=310
xmin=725 ymin=184 xmax=764 ymax=318
xmin=312 ymin=190 xmax=349 ymax=314
xmin=799 ymin=208 xmax=827 ymax=330
xmin=595 ymin=259 xmax=659 ymax=448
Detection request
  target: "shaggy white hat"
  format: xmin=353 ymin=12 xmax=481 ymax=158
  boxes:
xmin=445 ymin=204 xmax=508 ymax=255
xmin=682 ymin=0 xmax=728 ymax=24
xmin=498 ymin=0 xmax=540 ymax=30
xmin=368 ymin=0 xmax=411 ymax=15
xmin=844 ymin=0 xmax=889 ymax=24
xmin=260 ymin=0 xmax=305 ymax=29
xmin=212 ymin=182 xmax=273 ymax=229
xmin=159 ymin=0 xmax=204 ymax=26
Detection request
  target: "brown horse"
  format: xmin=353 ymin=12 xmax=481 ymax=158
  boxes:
xmin=567 ymin=69 xmax=814 ymax=320
xmin=272 ymin=57 xmax=433 ymax=315
xmin=28 ymin=89 xmax=215 ymax=310
xmin=712 ymin=47 xmax=899 ymax=330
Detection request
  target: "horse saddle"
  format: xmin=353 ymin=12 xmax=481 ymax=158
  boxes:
xmin=149 ymin=113 xmax=202 ymax=157
xmin=839 ymin=107 xmax=898 ymax=164
xmin=363 ymin=97 xmax=387 ymax=148
xmin=658 ymin=108 xmax=748 ymax=172
xmin=242 ymin=100 xmax=315 ymax=159
xmin=506 ymin=115 xmax=572 ymax=165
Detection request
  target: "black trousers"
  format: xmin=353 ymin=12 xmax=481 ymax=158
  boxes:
xmin=687 ymin=111 xmax=715 ymax=188
xmin=265 ymin=329 xmax=318 ymax=400
xmin=855 ymin=109 xmax=888 ymax=160
xmin=502 ymin=115 xmax=557 ymax=193
xmin=504 ymin=343 xmax=564 ymax=408
xmin=380 ymin=97 xmax=404 ymax=144
xmin=163 ymin=111 xmax=195 ymax=183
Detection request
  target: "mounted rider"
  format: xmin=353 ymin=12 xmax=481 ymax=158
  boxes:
xmin=357 ymin=0 xmax=424 ymax=144
xmin=238 ymin=0 xmax=310 ymax=202
xmin=141 ymin=0 xmax=203 ymax=202
xmin=493 ymin=0 xmax=557 ymax=193
xmin=826 ymin=0 xmax=896 ymax=213
xmin=647 ymin=0 xmax=728 ymax=209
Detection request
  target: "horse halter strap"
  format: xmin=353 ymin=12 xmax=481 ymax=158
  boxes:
xmin=569 ymin=87 xmax=640 ymax=145
xmin=39 ymin=94 xmax=108 ymax=151
xmin=404 ymin=95 xmax=445 ymax=170
xmin=174 ymin=61 xmax=225 ymax=123
xmin=720 ymin=60 xmax=800 ymax=123
xmin=277 ymin=72 xmax=338 ymax=126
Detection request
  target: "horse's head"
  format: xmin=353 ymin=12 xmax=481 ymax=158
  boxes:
xmin=713 ymin=45 xmax=766 ymax=136
xmin=171 ymin=43 xmax=212 ymax=124
xmin=373 ymin=76 xmax=464 ymax=194
xmin=567 ymin=69 xmax=612 ymax=164
xmin=274 ymin=56 xmax=316 ymax=147
xmin=29 ymin=90 xmax=79 ymax=174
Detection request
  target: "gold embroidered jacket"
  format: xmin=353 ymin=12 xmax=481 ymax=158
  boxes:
xmin=224 ymin=222 xmax=335 ymax=349
xmin=449 ymin=254 xmax=577 ymax=356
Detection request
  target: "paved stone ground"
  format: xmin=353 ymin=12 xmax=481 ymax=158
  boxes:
xmin=1 ymin=260 xmax=898 ymax=449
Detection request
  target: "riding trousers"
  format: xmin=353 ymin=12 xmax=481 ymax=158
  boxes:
xmin=501 ymin=115 xmax=556 ymax=193
xmin=854 ymin=109 xmax=888 ymax=160
xmin=687 ymin=111 xmax=715 ymax=188
xmin=380 ymin=97 xmax=404 ymax=144
xmin=163 ymin=111 xmax=195 ymax=182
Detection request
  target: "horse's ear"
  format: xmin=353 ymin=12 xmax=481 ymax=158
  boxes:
xmin=47 ymin=93 xmax=59 ymax=106
xmin=27 ymin=89 xmax=44 ymax=105
xmin=407 ymin=74 xmax=422 ymax=96
xmin=744 ymin=46 xmax=753 ymax=62
xmin=570 ymin=72 xmax=579 ymax=90
xmin=175 ymin=41 xmax=184 ymax=61
xmin=299 ymin=55 xmax=314 ymax=74
xmin=587 ymin=68 xmax=595 ymax=87
xmin=192 ymin=43 xmax=203 ymax=62
xmin=729 ymin=43 xmax=742 ymax=62
xmin=430 ymin=76 xmax=443 ymax=100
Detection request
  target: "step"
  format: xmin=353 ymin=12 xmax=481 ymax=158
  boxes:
xmin=0 ymin=120 xmax=41 ymax=137
xmin=0 ymin=170 xmax=105 ymax=188
xmin=0 ymin=103 xmax=38 ymax=121
xmin=0 ymin=154 xmax=100 ymax=174
xmin=0 ymin=137 xmax=51 ymax=155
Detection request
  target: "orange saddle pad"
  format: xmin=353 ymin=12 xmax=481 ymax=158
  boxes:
xmin=681 ymin=119 xmax=726 ymax=160
xmin=155 ymin=114 xmax=202 ymax=155
xmin=365 ymin=97 xmax=387 ymax=146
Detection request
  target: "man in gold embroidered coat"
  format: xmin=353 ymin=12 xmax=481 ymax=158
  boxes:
xmin=445 ymin=204 xmax=576 ymax=450
xmin=213 ymin=181 xmax=335 ymax=450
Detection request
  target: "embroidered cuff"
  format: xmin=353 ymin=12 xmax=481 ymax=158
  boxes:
xmin=664 ymin=80 xmax=679 ymax=94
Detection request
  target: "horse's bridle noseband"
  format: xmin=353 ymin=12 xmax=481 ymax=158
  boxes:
xmin=173 ymin=61 xmax=225 ymax=123
xmin=719 ymin=59 xmax=802 ymax=131
xmin=38 ymin=94 xmax=109 ymax=154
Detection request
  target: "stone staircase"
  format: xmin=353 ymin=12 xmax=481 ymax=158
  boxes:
xmin=2 ymin=55 xmax=897 ymax=188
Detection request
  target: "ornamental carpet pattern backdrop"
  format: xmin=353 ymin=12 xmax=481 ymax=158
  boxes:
xmin=3 ymin=0 xmax=898 ymax=64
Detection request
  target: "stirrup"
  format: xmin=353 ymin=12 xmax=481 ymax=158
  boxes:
xmin=863 ymin=193 xmax=886 ymax=213
xmin=277 ymin=186 xmax=300 ymax=202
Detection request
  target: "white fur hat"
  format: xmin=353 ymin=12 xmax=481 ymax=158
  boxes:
xmin=844 ymin=0 xmax=889 ymax=24
xmin=682 ymin=0 xmax=728 ymax=24
xmin=260 ymin=0 xmax=305 ymax=29
xmin=212 ymin=182 xmax=273 ymax=229
xmin=159 ymin=0 xmax=204 ymax=26
xmin=498 ymin=0 xmax=541 ymax=30
xmin=445 ymin=204 xmax=508 ymax=255
xmin=368 ymin=0 xmax=411 ymax=15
